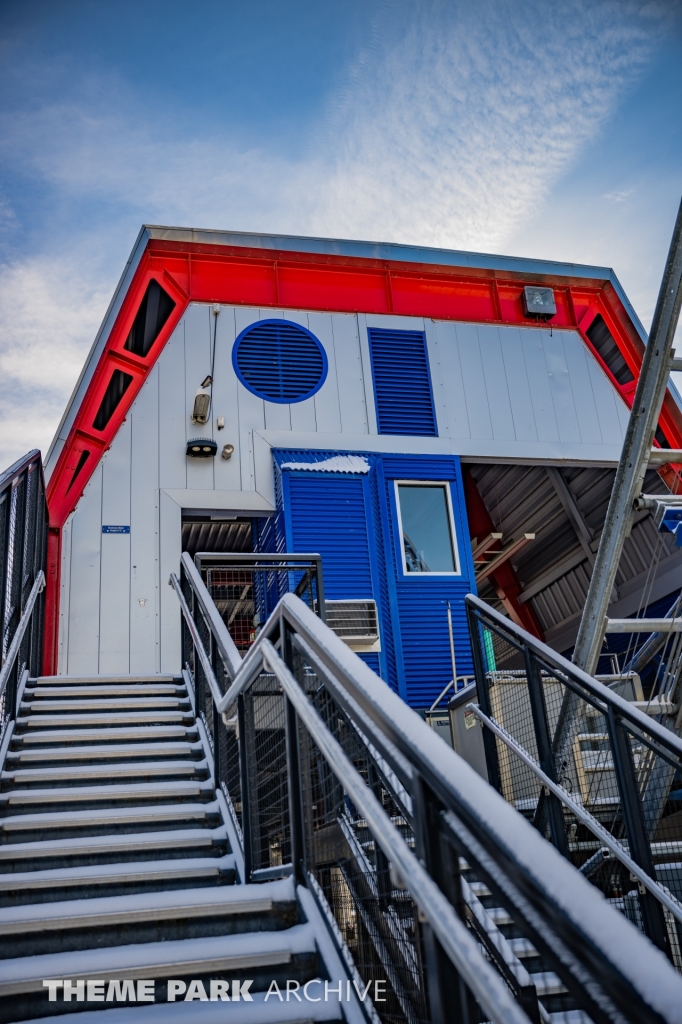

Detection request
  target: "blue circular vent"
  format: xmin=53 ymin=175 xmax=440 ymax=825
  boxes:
xmin=232 ymin=319 xmax=328 ymax=404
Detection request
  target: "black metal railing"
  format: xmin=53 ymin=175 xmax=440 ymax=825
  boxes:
xmin=171 ymin=551 xmax=682 ymax=1024
xmin=194 ymin=551 xmax=325 ymax=655
xmin=0 ymin=450 xmax=47 ymax=741
xmin=466 ymin=593 xmax=682 ymax=970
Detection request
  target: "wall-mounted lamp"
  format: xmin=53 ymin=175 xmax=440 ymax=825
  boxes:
xmin=187 ymin=438 xmax=217 ymax=458
xmin=522 ymin=286 xmax=556 ymax=320
xmin=192 ymin=388 xmax=211 ymax=424
xmin=217 ymin=416 xmax=225 ymax=430
xmin=221 ymin=444 xmax=235 ymax=460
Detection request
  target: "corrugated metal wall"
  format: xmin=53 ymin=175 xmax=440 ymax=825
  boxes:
xmin=274 ymin=450 xmax=476 ymax=707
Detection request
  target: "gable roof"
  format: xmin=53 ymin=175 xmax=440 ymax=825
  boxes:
xmin=44 ymin=224 xmax=682 ymax=530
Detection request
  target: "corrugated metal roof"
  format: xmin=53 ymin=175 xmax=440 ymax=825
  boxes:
xmin=181 ymin=519 xmax=252 ymax=559
xmin=468 ymin=462 xmax=680 ymax=652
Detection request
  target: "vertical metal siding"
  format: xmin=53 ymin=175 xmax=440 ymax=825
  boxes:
xmin=275 ymin=449 xmax=476 ymax=709
xmin=368 ymin=328 xmax=437 ymax=436
xmin=284 ymin=475 xmax=374 ymax=599
xmin=380 ymin=455 xmax=475 ymax=708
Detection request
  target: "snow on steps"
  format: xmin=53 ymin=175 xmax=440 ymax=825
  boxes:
xmin=0 ymin=675 xmax=357 ymax=1024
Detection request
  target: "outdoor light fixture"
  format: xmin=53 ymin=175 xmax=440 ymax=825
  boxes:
xmin=522 ymin=286 xmax=556 ymax=319
xmin=192 ymin=388 xmax=211 ymax=425
xmin=186 ymin=438 xmax=218 ymax=458
xmin=221 ymin=443 xmax=235 ymax=460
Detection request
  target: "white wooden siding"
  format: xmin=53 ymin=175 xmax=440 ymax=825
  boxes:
xmin=60 ymin=303 xmax=631 ymax=674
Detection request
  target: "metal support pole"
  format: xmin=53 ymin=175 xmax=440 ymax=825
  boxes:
xmin=467 ymin=605 xmax=503 ymax=794
xmin=447 ymin=601 xmax=457 ymax=690
xmin=281 ymin=614 xmax=306 ymax=883
xmin=606 ymin=708 xmax=671 ymax=959
xmin=284 ymin=694 xmax=306 ymax=885
xmin=524 ymin=650 xmax=570 ymax=859
xmin=412 ymin=776 xmax=471 ymax=1024
xmin=573 ymin=199 xmax=682 ymax=676
xmin=237 ymin=693 xmax=253 ymax=883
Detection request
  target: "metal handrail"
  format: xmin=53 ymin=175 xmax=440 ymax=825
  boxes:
xmin=467 ymin=593 xmax=682 ymax=760
xmin=468 ymin=702 xmax=682 ymax=928
xmin=173 ymin=563 xmax=682 ymax=1024
xmin=0 ymin=570 xmax=45 ymax=702
xmin=0 ymin=449 xmax=41 ymax=493
xmin=179 ymin=552 xmax=242 ymax=681
xmin=260 ymin=638 xmax=532 ymax=1024
xmin=171 ymin=572 xmax=531 ymax=1022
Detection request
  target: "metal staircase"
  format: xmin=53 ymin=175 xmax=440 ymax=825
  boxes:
xmin=0 ymin=670 xmax=348 ymax=1023
xmin=2 ymin=452 xmax=682 ymax=1024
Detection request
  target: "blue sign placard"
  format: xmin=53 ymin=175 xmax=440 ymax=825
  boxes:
xmin=102 ymin=525 xmax=130 ymax=534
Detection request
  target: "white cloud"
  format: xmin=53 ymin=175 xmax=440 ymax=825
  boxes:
xmin=311 ymin=0 xmax=663 ymax=248
xmin=603 ymin=188 xmax=636 ymax=203
xmin=0 ymin=250 xmax=113 ymax=466
xmin=0 ymin=0 xmax=672 ymax=466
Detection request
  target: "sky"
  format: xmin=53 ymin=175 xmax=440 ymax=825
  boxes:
xmin=1 ymin=0 xmax=681 ymax=468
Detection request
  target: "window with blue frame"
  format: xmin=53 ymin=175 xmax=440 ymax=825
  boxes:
xmin=367 ymin=328 xmax=437 ymax=436
xmin=394 ymin=481 xmax=460 ymax=575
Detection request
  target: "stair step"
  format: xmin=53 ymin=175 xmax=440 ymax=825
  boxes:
xmin=486 ymin=906 xmax=513 ymax=927
xmin=529 ymin=971 xmax=568 ymax=997
xmin=5 ymin=741 xmax=203 ymax=763
xmin=32 ymin=676 xmax=177 ymax=685
xmin=0 ymin=854 xmax=235 ymax=904
xmin=2 ymin=760 xmax=208 ymax=784
xmin=469 ymin=881 xmax=491 ymax=898
xmin=13 ymin=726 xmax=198 ymax=745
xmin=20 ymin=995 xmax=345 ymax=1023
xmin=20 ymin=699 xmax=190 ymax=712
xmin=17 ymin=712 xmax=193 ymax=728
xmin=26 ymin=685 xmax=184 ymax=697
xmin=0 ymin=826 xmax=228 ymax=866
xmin=0 ymin=801 xmax=221 ymax=839
xmin=0 ymin=781 xmax=214 ymax=809
xmin=507 ymin=936 xmax=539 ymax=958
xmin=0 ymin=855 xmax=233 ymax=889
xmin=0 ymin=919 xmax=316 ymax=1005
xmin=0 ymin=877 xmax=293 ymax=936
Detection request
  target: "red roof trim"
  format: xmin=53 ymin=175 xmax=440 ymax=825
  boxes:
xmin=42 ymin=238 xmax=682 ymax=673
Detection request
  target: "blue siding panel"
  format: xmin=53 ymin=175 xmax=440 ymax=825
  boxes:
xmin=368 ymin=329 xmax=437 ymax=436
xmin=380 ymin=455 xmax=475 ymax=707
xmin=284 ymin=475 xmax=374 ymax=600
xmin=273 ymin=448 xmax=476 ymax=710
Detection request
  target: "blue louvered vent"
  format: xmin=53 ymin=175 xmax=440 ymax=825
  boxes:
xmin=232 ymin=319 xmax=328 ymax=404
xmin=368 ymin=328 xmax=437 ymax=436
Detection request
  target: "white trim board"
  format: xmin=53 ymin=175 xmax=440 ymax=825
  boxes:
xmin=253 ymin=429 xmax=623 ymax=466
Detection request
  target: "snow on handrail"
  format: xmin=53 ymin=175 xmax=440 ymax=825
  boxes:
xmin=172 ymin=574 xmax=682 ymax=1022
xmin=467 ymin=593 xmax=682 ymax=760
xmin=467 ymin=701 xmax=682 ymax=928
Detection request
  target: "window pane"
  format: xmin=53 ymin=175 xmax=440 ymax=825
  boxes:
xmin=397 ymin=484 xmax=456 ymax=573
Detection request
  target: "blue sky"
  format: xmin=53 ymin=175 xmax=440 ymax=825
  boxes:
xmin=1 ymin=0 xmax=681 ymax=466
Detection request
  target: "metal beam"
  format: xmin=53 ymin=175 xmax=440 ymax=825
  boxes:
xmin=472 ymin=532 xmax=504 ymax=563
xmin=606 ymin=618 xmax=682 ymax=634
xmin=476 ymin=535 xmax=535 ymax=584
xmin=648 ymin=448 xmax=682 ymax=466
xmin=573 ymin=199 xmax=682 ymax=676
xmin=546 ymin=467 xmax=594 ymax=565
